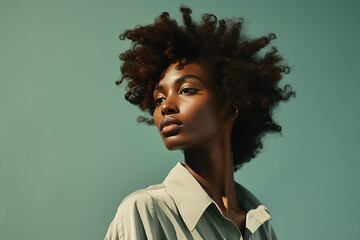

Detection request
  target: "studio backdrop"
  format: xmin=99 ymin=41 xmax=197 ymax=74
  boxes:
xmin=1 ymin=0 xmax=359 ymax=239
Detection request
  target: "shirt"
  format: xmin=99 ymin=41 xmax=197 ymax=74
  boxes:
xmin=105 ymin=163 xmax=277 ymax=240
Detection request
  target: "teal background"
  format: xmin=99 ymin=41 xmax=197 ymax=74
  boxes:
xmin=1 ymin=0 xmax=359 ymax=239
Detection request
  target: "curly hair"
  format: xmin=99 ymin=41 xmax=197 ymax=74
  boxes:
xmin=117 ymin=6 xmax=295 ymax=171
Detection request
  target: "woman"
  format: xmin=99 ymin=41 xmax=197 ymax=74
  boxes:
xmin=105 ymin=6 xmax=294 ymax=240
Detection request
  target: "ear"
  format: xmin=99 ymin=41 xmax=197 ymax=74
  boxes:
xmin=224 ymin=105 xmax=239 ymax=121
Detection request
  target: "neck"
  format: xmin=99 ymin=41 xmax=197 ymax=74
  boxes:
xmin=183 ymin=136 xmax=240 ymax=213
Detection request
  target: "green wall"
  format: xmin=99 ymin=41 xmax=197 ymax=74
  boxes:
xmin=1 ymin=0 xmax=359 ymax=239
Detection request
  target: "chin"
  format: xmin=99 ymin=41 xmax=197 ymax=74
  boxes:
xmin=163 ymin=142 xmax=183 ymax=151
xmin=162 ymin=138 xmax=187 ymax=151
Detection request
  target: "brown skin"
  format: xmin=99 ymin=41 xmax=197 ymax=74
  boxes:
xmin=153 ymin=62 xmax=246 ymax=233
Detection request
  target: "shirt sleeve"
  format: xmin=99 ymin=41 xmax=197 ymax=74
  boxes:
xmin=104 ymin=191 xmax=161 ymax=240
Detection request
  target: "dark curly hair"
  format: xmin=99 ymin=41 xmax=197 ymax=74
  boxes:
xmin=117 ymin=6 xmax=295 ymax=171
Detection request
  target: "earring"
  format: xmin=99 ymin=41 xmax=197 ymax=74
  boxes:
xmin=226 ymin=106 xmax=239 ymax=120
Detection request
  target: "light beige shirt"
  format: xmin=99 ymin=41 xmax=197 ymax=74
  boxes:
xmin=105 ymin=163 xmax=277 ymax=240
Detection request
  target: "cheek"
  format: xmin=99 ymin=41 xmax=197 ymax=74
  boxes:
xmin=184 ymin=102 xmax=223 ymax=133
xmin=153 ymin=109 xmax=162 ymax=130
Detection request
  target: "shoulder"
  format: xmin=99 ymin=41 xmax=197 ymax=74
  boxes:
xmin=235 ymin=183 xmax=278 ymax=239
xmin=117 ymin=183 xmax=166 ymax=216
xmin=104 ymin=184 xmax=167 ymax=240
xmin=235 ymin=182 xmax=264 ymax=209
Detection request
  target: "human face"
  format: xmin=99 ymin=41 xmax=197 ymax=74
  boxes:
xmin=153 ymin=62 xmax=227 ymax=150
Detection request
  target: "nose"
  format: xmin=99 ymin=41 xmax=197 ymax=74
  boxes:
xmin=161 ymin=97 xmax=179 ymax=116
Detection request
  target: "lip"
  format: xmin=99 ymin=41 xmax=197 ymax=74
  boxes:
xmin=160 ymin=117 xmax=183 ymax=136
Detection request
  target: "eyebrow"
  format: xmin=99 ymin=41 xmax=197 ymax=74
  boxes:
xmin=155 ymin=75 xmax=204 ymax=91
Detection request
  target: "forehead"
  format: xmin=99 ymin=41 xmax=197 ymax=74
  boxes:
xmin=158 ymin=62 xmax=212 ymax=86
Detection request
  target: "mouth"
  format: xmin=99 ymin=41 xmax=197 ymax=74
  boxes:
xmin=160 ymin=117 xmax=183 ymax=136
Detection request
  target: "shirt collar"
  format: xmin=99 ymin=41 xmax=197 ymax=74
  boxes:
xmin=163 ymin=162 xmax=271 ymax=233
xmin=163 ymin=162 xmax=213 ymax=231
xmin=234 ymin=183 xmax=272 ymax=234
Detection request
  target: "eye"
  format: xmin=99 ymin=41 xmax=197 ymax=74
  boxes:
xmin=155 ymin=97 xmax=165 ymax=106
xmin=180 ymin=87 xmax=198 ymax=95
